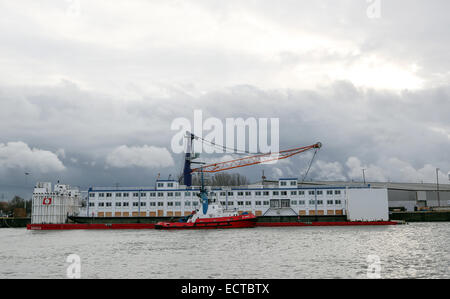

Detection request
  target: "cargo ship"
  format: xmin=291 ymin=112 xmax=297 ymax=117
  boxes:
xmin=27 ymin=177 xmax=398 ymax=230
xmin=27 ymin=133 xmax=399 ymax=230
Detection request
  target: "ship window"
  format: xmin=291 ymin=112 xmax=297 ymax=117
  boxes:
xmin=245 ymin=191 xmax=251 ymax=196
xmin=116 ymin=193 xmax=122 ymax=197
xmin=335 ymin=190 xmax=341 ymax=195
xmin=220 ymin=192 xmax=226 ymax=196
xmin=123 ymin=202 xmax=129 ymax=206
xmin=238 ymin=192 xmax=244 ymax=196
xmin=228 ymin=202 xmax=234 ymax=206
xmin=185 ymin=202 xmax=191 ymax=206
xmin=228 ymin=192 xmax=234 ymax=196
xmin=99 ymin=193 xmax=105 ymax=197
xmin=157 ymin=202 xmax=163 ymax=206
xmin=115 ymin=202 xmax=121 ymax=207
xmin=299 ymin=191 xmax=305 ymax=196
xmin=89 ymin=202 xmax=95 ymax=206
xmin=291 ymin=200 xmax=297 ymax=205
xmin=317 ymin=200 xmax=323 ymax=205
xmin=167 ymin=192 xmax=173 ymax=197
xmin=281 ymin=191 xmax=287 ymax=196
xmin=290 ymin=181 xmax=296 ymax=186
xmin=255 ymin=201 xmax=262 ymax=206
xmin=309 ymin=200 xmax=315 ymax=205
xmin=192 ymin=202 xmax=198 ymax=206
xmin=317 ymin=190 xmax=323 ymax=195
xmin=299 ymin=200 xmax=305 ymax=205
xmin=255 ymin=191 xmax=261 ymax=196
xmin=327 ymin=200 xmax=333 ymax=205
xmin=263 ymin=191 xmax=269 ymax=196
xmin=168 ymin=183 xmax=174 ymax=187
xmin=290 ymin=191 xmax=297 ymax=196
xmin=133 ymin=193 xmax=139 ymax=197
xmin=327 ymin=190 xmax=333 ymax=195
xmin=245 ymin=201 xmax=251 ymax=205
xmin=280 ymin=181 xmax=287 ymax=186
xmin=157 ymin=183 xmax=164 ymax=188
xmin=308 ymin=190 xmax=315 ymax=195
xmin=263 ymin=201 xmax=269 ymax=206
xmin=123 ymin=193 xmax=129 ymax=197
xmin=133 ymin=202 xmax=139 ymax=207
xmin=185 ymin=192 xmax=192 ymax=197
xmin=270 ymin=199 xmax=280 ymax=208
xmin=281 ymin=199 xmax=290 ymax=207
xmin=89 ymin=193 xmax=95 ymax=197
xmin=158 ymin=192 xmax=164 ymax=197
xmin=273 ymin=191 xmax=279 ymax=196
xmin=150 ymin=192 xmax=156 ymax=197
xmin=141 ymin=193 xmax=146 ymax=197
xmin=237 ymin=201 xmax=244 ymax=206
xmin=175 ymin=192 xmax=181 ymax=197
xmin=335 ymin=200 xmax=341 ymax=204
xmin=140 ymin=202 xmax=146 ymax=206
xmin=149 ymin=202 xmax=156 ymax=206
xmin=106 ymin=193 xmax=112 ymax=197
xmin=175 ymin=202 xmax=181 ymax=206
xmin=106 ymin=202 xmax=112 ymax=207
xmin=98 ymin=202 xmax=104 ymax=207
xmin=167 ymin=202 xmax=173 ymax=206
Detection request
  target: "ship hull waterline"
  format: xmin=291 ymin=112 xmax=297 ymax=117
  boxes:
xmin=27 ymin=220 xmax=398 ymax=230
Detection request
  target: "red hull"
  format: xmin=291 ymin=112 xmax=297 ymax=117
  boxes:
xmin=27 ymin=223 xmax=156 ymax=230
xmin=155 ymin=214 xmax=257 ymax=230
xmin=26 ymin=220 xmax=398 ymax=230
xmin=256 ymin=221 xmax=398 ymax=227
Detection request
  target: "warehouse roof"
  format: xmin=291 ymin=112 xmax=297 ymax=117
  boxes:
xmin=299 ymin=181 xmax=450 ymax=191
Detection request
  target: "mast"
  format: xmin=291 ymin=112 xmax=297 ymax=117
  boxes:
xmin=183 ymin=132 xmax=195 ymax=187
xmin=199 ymin=167 xmax=209 ymax=214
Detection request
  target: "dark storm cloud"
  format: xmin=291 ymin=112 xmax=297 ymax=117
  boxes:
xmin=1 ymin=80 xmax=449 ymax=200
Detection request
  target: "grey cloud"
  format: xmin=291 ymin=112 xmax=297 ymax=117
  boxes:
xmin=1 ymin=80 xmax=449 ymax=199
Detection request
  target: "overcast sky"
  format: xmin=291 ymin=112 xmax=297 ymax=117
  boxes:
xmin=1 ymin=0 xmax=449 ymax=199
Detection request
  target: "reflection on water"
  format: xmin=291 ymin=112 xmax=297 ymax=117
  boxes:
xmin=0 ymin=223 xmax=448 ymax=278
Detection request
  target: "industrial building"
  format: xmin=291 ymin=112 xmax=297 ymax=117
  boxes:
xmin=306 ymin=181 xmax=450 ymax=211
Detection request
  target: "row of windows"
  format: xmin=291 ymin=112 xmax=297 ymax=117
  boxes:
xmin=279 ymin=181 xmax=297 ymax=186
xmin=91 ymin=201 xmax=201 ymax=207
xmin=157 ymin=182 xmax=175 ymax=188
xmin=89 ymin=199 xmax=343 ymax=208
xmin=91 ymin=191 xmax=188 ymax=198
xmin=90 ymin=190 xmax=343 ymax=198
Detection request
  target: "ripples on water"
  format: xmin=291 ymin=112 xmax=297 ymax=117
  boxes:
xmin=0 ymin=223 xmax=448 ymax=279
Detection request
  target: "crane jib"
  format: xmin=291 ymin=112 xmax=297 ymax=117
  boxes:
xmin=191 ymin=142 xmax=322 ymax=173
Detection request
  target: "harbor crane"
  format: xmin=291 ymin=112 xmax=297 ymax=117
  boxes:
xmin=182 ymin=131 xmax=321 ymax=186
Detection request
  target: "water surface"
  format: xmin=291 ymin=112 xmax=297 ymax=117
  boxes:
xmin=0 ymin=223 xmax=448 ymax=278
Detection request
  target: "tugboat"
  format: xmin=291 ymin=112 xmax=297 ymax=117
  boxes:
xmin=155 ymin=169 xmax=257 ymax=230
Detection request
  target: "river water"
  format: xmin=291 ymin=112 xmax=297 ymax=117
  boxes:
xmin=0 ymin=223 xmax=448 ymax=279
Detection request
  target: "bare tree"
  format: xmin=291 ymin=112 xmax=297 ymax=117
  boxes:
xmin=190 ymin=172 xmax=249 ymax=186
